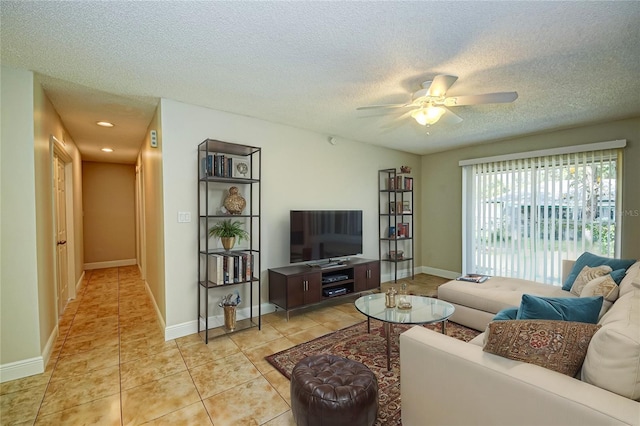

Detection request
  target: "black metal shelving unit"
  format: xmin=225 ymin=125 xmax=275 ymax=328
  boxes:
xmin=378 ymin=168 xmax=414 ymax=283
xmin=197 ymin=139 xmax=261 ymax=343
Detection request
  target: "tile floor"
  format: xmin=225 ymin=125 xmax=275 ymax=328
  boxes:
xmin=0 ymin=267 xmax=448 ymax=425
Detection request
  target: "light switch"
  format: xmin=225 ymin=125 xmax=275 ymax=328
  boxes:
xmin=178 ymin=212 xmax=191 ymax=223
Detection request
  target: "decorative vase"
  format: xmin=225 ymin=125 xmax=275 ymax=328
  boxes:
xmin=223 ymin=305 xmax=237 ymax=331
xmin=221 ymin=237 xmax=235 ymax=250
xmin=397 ymin=282 xmax=412 ymax=310
xmin=385 ymin=287 xmax=397 ymax=308
xmin=223 ymin=186 xmax=246 ymax=215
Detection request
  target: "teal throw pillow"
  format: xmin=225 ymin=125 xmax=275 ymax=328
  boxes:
xmin=562 ymin=252 xmax=636 ymax=291
xmin=493 ymin=307 xmax=519 ymax=321
xmin=610 ymin=268 xmax=627 ymax=285
xmin=516 ymin=294 xmax=603 ymax=324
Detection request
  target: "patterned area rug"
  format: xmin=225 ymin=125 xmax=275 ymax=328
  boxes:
xmin=265 ymin=320 xmax=480 ymax=425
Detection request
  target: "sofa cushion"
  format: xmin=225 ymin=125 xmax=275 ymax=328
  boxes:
xmin=582 ymin=289 xmax=640 ymax=400
xmin=568 ymin=265 xmax=612 ymax=296
xmin=619 ymin=261 xmax=640 ymax=297
xmin=483 ymin=320 xmax=600 ymax=377
xmin=438 ymin=276 xmax=574 ymax=316
xmin=516 ymin=294 xmax=602 ymax=324
xmin=562 ymin=252 xmax=636 ymax=291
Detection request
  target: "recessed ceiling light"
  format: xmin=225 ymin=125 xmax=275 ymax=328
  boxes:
xmin=96 ymin=121 xmax=114 ymax=127
xmin=101 ymin=148 xmax=113 ymax=152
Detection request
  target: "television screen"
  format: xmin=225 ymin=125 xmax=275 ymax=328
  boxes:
xmin=290 ymin=210 xmax=363 ymax=263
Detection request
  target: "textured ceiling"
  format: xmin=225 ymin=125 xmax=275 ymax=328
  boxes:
xmin=2 ymin=1 xmax=639 ymax=163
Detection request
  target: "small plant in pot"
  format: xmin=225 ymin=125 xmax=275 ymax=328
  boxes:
xmin=208 ymin=219 xmax=249 ymax=250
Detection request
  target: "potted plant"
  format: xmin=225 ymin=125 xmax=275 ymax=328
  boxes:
xmin=208 ymin=219 xmax=249 ymax=250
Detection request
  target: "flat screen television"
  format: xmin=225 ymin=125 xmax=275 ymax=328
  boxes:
xmin=290 ymin=210 xmax=363 ymax=264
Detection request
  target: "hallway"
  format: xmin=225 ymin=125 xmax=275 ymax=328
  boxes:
xmin=0 ymin=266 xmax=369 ymax=425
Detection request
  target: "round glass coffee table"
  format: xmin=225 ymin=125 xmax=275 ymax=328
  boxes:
xmin=355 ymin=293 xmax=455 ymax=370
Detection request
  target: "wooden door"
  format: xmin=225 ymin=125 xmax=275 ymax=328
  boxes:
xmin=54 ymin=154 xmax=69 ymax=314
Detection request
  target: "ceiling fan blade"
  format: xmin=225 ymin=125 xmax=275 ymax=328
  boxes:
xmin=426 ymin=75 xmax=458 ymax=97
xmin=356 ymin=103 xmax=410 ymax=110
xmin=439 ymin=107 xmax=463 ymax=125
xmin=445 ymin=91 xmax=518 ymax=106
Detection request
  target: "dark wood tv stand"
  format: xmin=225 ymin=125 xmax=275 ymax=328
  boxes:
xmin=268 ymin=258 xmax=380 ymax=319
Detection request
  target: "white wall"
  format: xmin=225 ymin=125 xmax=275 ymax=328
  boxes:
xmin=0 ymin=66 xmax=41 ymax=377
xmin=160 ymin=98 xmax=420 ymax=334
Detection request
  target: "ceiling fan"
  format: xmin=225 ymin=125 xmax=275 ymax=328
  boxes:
xmin=357 ymin=75 xmax=518 ymax=127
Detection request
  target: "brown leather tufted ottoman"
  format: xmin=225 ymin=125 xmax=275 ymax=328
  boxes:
xmin=290 ymin=354 xmax=378 ymax=426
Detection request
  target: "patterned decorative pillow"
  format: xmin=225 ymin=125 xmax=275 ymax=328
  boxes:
xmin=570 ymin=265 xmax=612 ymax=296
xmin=580 ymin=274 xmax=620 ymax=320
xmin=483 ymin=320 xmax=601 ymax=376
xmin=580 ymin=275 xmax=619 ymax=302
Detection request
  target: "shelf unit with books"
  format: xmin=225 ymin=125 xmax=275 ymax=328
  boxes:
xmin=379 ymin=168 xmax=414 ymax=283
xmin=197 ymin=139 xmax=261 ymax=343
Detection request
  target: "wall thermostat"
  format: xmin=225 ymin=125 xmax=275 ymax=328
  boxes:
xmin=150 ymin=130 xmax=158 ymax=148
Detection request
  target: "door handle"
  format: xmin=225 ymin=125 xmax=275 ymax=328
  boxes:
xmin=57 ymin=240 xmax=67 ymax=245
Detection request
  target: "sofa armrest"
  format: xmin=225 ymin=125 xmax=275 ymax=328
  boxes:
xmin=400 ymin=326 xmax=640 ymax=426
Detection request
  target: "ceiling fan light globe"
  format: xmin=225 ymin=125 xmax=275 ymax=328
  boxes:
xmin=411 ymin=109 xmax=429 ymax=126
xmin=411 ymin=106 xmax=446 ymax=125
xmin=425 ymin=106 xmax=446 ymax=124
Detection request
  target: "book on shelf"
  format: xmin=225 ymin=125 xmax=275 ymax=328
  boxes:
xmin=388 ymin=177 xmax=396 ymax=190
xmin=404 ymin=177 xmax=413 ymax=190
xmin=394 ymin=175 xmax=413 ymax=190
xmin=200 ymin=154 xmax=237 ymax=178
xmin=241 ymin=252 xmax=252 ymax=281
xmin=389 ymin=226 xmax=396 ymax=238
xmin=456 ymin=273 xmax=490 ymax=283
xmin=207 ymin=254 xmax=224 ymax=285
xmin=402 ymin=201 xmax=411 ymax=213
xmin=396 ymin=222 xmax=409 ymax=238
xmin=201 ymin=154 xmax=215 ymax=178
xmin=207 ymin=251 xmax=254 ymax=285
xmin=395 ymin=175 xmax=404 ymax=190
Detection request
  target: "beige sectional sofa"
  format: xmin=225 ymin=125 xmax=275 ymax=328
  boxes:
xmin=400 ymin=259 xmax=640 ymax=426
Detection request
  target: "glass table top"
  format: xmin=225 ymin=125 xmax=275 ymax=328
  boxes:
xmin=355 ymin=293 xmax=455 ymax=325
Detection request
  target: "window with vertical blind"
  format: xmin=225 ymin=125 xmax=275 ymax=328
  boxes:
xmin=460 ymin=140 xmax=625 ymax=285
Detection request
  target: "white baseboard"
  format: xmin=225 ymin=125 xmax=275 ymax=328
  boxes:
xmin=75 ymin=270 xmax=85 ymax=293
xmin=144 ymin=280 xmax=166 ymax=333
xmin=84 ymin=259 xmax=136 ymax=270
xmin=381 ymin=265 xmax=461 ymax=283
xmin=41 ymin=324 xmax=59 ymax=374
xmin=165 ymin=302 xmax=276 ymax=341
xmin=0 ymin=323 xmax=59 ymax=383
xmin=0 ymin=357 xmax=45 ymax=383
xmin=421 ymin=266 xmax=461 ymax=280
